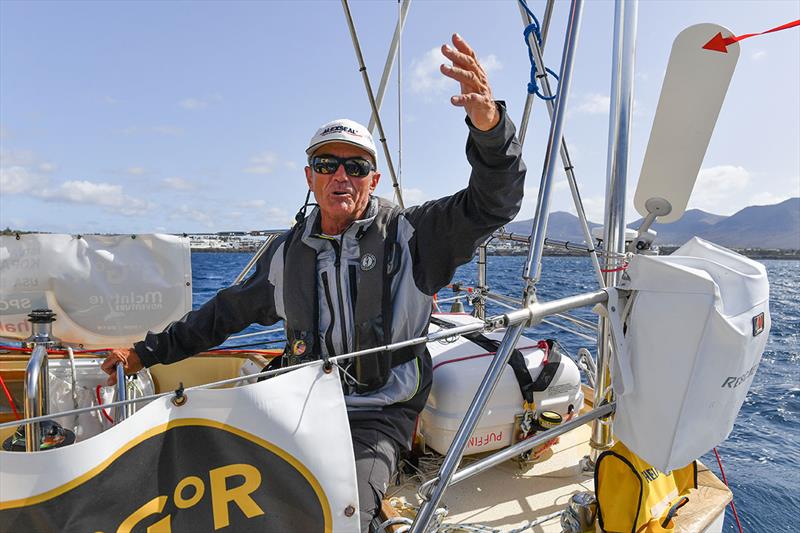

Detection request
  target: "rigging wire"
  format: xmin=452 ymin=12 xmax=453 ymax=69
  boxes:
xmin=713 ymin=447 xmax=745 ymax=533
xmin=519 ymin=0 xmax=559 ymax=101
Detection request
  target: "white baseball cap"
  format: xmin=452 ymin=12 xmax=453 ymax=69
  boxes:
xmin=306 ymin=118 xmax=377 ymax=163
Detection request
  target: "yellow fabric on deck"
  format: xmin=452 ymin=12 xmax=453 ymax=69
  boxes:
xmin=595 ymin=440 xmax=697 ymax=533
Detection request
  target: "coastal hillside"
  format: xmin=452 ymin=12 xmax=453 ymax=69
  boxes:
xmin=506 ymin=197 xmax=799 ymax=249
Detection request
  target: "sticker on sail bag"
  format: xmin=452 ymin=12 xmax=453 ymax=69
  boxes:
xmin=752 ymin=312 xmax=765 ymax=336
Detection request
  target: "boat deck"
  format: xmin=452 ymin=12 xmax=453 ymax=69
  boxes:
xmin=383 ymin=423 xmax=731 ymax=532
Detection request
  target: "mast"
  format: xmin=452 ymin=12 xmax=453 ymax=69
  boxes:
xmin=590 ymin=0 xmax=639 ymax=460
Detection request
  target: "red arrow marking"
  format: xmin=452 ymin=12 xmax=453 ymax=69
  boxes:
xmin=703 ymin=19 xmax=800 ymax=53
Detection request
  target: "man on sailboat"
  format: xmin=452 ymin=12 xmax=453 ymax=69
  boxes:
xmin=102 ymin=34 xmax=526 ymax=531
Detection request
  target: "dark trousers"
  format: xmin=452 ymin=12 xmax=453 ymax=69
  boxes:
xmin=351 ymin=425 xmax=400 ymax=532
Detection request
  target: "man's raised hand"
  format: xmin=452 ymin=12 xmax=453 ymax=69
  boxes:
xmin=440 ymin=33 xmax=499 ymax=131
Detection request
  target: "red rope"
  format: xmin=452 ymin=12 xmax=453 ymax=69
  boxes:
xmin=600 ymin=264 xmax=628 ymax=273
xmin=0 ymin=374 xmax=21 ymax=420
xmin=95 ymin=385 xmax=115 ymax=424
xmin=714 ymin=447 xmax=744 ymax=533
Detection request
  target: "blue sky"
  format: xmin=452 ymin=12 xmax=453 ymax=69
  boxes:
xmin=1 ymin=0 xmax=798 ymax=233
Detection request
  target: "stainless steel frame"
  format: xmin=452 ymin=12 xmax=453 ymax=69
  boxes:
xmin=24 ymin=345 xmax=48 ymax=452
xmin=367 ymin=0 xmax=411 ymax=134
xmin=114 ymin=364 xmax=128 ymax=424
xmin=233 ymin=233 xmax=279 ymax=285
xmin=418 ymin=402 xmax=615 ymax=499
xmin=517 ymin=0 xmax=603 ymax=287
xmin=521 ymin=0 xmax=585 ymax=296
xmin=590 ymin=0 xmax=638 ymax=460
xmin=341 ymin=0 xmax=405 ymax=208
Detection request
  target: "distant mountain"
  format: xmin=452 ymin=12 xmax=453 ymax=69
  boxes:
xmin=628 ymin=209 xmax=727 ymax=245
xmin=699 ymin=198 xmax=800 ymax=249
xmin=506 ymin=198 xmax=800 ymax=249
xmin=505 ymin=211 xmax=601 ymax=242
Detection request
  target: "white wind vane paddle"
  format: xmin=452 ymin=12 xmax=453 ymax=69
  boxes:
xmin=634 ymin=23 xmax=740 ymax=227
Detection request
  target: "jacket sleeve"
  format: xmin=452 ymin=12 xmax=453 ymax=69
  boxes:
xmin=133 ymin=235 xmax=285 ymax=367
xmin=403 ymin=102 xmax=526 ymax=295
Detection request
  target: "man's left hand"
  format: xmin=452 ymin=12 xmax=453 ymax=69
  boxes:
xmin=440 ymin=33 xmax=499 ymax=131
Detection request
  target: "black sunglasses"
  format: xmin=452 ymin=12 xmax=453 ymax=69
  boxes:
xmin=310 ymin=155 xmax=374 ymax=178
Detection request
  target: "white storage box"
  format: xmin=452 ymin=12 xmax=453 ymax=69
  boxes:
xmin=614 ymin=237 xmax=770 ymax=472
xmin=421 ymin=314 xmax=584 ymax=455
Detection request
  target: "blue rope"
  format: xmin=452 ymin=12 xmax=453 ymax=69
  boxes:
xmin=519 ymin=0 xmax=559 ymax=101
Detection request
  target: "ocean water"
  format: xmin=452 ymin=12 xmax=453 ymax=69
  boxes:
xmin=192 ymin=252 xmax=799 ymax=532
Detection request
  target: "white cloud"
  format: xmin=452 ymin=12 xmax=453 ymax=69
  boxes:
xmin=0 ymin=149 xmax=55 ymax=194
xmin=751 ymin=50 xmax=767 ymax=61
xmin=749 ymin=191 xmax=793 ymax=206
xmin=38 ymin=180 xmax=152 ymax=215
xmin=179 ymin=98 xmax=208 ymax=110
xmin=0 ymin=148 xmax=35 ymax=166
xmin=410 ymin=47 xmax=451 ymax=96
xmin=170 ymin=204 xmax=214 ymax=227
xmin=243 ymin=152 xmax=279 ymax=175
xmin=238 ymin=199 xmax=267 ymax=209
xmin=163 ymin=177 xmax=194 ymax=190
xmin=409 ymin=47 xmax=502 ymax=97
xmin=179 ymin=95 xmax=222 ymax=110
xmin=126 ymin=166 xmax=147 ymax=176
xmin=574 ymin=93 xmax=610 ymax=115
xmin=401 ymin=187 xmax=429 ymax=206
xmin=0 ymin=166 xmax=48 ymax=194
xmin=688 ymin=165 xmax=750 ymax=213
xmin=480 ymin=54 xmax=502 ymax=74
xmin=152 ymin=125 xmax=184 ymax=136
xmin=262 ymin=207 xmax=292 ymax=228
xmin=103 ymin=95 xmax=118 ymax=104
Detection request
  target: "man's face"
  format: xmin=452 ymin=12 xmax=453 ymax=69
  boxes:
xmin=305 ymin=142 xmax=381 ymax=230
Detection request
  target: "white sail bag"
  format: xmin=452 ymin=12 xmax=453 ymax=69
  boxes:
xmin=612 ymin=237 xmax=770 ymax=472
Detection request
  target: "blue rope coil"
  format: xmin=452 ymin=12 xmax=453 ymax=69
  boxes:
xmin=519 ymin=0 xmax=559 ymax=101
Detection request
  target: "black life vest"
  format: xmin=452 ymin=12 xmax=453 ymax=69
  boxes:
xmin=281 ymin=198 xmax=420 ymax=393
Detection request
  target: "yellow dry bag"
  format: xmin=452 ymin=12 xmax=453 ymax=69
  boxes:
xmin=595 ymin=440 xmax=697 ymax=533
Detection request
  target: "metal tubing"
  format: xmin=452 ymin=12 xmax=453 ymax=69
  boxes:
xmin=233 ymin=233 xmax=278 ymax=285
xmin=502 ymin=288 xmax=607 ymax=328
xmin=367 ymin=0 xmax=411 ymax=133
xmin=591 ymin=0 xmax=638 ymax=459
xmin=114 ymin=364 xmax=127 ymax=424
xmin=516 ymin=0 xmax=555 ymax=146
xmin=486 ymin=291 xmax=521 ymax=308
xmin=419 ymin=403 xmax=615 ymax=498
xmin=455 ymin=403 xmax=614 ymax=483
xmin=519 ymin=0 xmax=602 ymax=287
xmin=554 ymin=312 xmax=598 ymax=332
xmin=541 ymin=318 xmax=596 ymax=343
xmin=341 ymin=0 xmax=404 ymax=208
xmin=411 ymin=323 xmax=526 ymax=532
xmin=522 ymin=0 xmax=584 ymax=288
xmin=475 ymin=243 xmax=488 ymax=319
xmin=24 ymin=345 xmax=48 ymax=452
xmin=493 ymin=229 xmax=531 ymax=244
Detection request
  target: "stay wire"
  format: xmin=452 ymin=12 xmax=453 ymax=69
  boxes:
xmin=519 ymin=0 xmax=559 ymax=101
xmin=713 ymin=447 xmax=745 ymax=533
